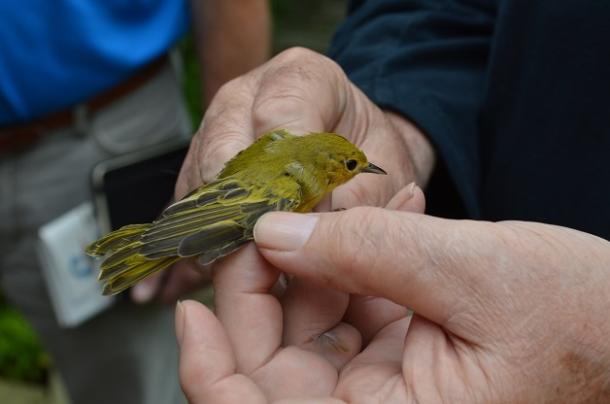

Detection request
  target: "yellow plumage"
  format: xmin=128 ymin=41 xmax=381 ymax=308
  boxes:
xmin=86 ymin=130 xmax=386 ymax=295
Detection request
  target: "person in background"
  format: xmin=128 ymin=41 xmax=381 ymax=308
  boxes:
xmin=0 ymin=1 xmax=269 ymax=403
xmin=173 ymin=0 xmax=610 ymax=402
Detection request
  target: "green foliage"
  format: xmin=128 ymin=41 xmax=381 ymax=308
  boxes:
xmin=179 ymin=34 xmax=204 ymax=128
xmin=271 ymin=0 xmax=346 ymax=53
xmin=0 ymin=299 xmax=49 ymax=384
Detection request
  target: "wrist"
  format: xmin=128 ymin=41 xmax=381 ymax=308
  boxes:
xmin=384 ymin=111 xmax=436 ymax=186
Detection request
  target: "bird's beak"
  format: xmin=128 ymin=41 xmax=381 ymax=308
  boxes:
xmin=361 ymin=162 xmax=387 ymax=175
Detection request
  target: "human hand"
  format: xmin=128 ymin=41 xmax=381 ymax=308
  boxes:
xmin=177 ymin=194 xmax=610 ymax=402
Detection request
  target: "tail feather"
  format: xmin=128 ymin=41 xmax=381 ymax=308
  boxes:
xmin=86 ymin=224 xmax=151 ymax=256
xmin=86 ymin=223 xmax=177 ymax=295
xmin=102 ymin=256 xmax=179 ymax=295
xmin=97 ymin=244 xmax=145 ymax=282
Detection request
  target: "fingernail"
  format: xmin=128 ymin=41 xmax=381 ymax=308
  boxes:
xmin=386 ymin=182 xmax=419 ymax=211
xmin=406 ymin=182 xmax=417 ymax=199
xmin=319 ymin=331 xmax=349 ymax=353
xmin=175 ymin=300 xmax=185 ymax=347
xmin=254 ymin=212 xmax=318 ymax=251
xmin=132 ymin=281 xmax=155 ymax=303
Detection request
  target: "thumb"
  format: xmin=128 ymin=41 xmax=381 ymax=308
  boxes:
xmin=254 ymin=207 xmax=497 ymax=326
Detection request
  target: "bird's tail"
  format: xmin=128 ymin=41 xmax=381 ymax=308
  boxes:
xmin=86 ymin=224 xmax=179 ymax=295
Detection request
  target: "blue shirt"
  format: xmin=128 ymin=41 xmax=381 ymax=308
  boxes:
xmin=0 ymin=0 xmax=189 ymax=125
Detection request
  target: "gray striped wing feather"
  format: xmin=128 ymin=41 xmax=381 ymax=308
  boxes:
xmin=138 ymin=177 xmax=300 ymax=264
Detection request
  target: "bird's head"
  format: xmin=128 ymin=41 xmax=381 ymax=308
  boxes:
xmin=305 ymin=133 xmax=386 ymax=190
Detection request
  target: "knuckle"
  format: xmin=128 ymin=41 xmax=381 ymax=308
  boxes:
xmin=275 ymin=47 xmax=344 ymax=75
xmin=214 ymin=74 xmax=251 ymax=101
xmin=251 ymin=48 xmax=348 ymax=133
xmin=274 ymin=46 xmax=319 ymax=64
xmin=273 ymin=47 xmax=344 ymax=82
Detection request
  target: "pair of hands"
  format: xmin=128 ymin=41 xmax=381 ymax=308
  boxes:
xmin=177 ymin=197 xmax=610 ymax=403
xmin=157 ymin=48 xmax=610 ymax=402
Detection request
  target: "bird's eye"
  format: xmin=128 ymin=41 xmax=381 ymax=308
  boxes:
xmin=345 ymin=159 xmax=358 ymax=171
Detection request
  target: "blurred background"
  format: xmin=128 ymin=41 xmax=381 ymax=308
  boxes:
xmin=181 ymin=0 xmax=346 ymax=126
xmin=0 ymin=1 xmax=345 ymax=403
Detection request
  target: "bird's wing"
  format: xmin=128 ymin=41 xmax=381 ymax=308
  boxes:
xmin=138 ymin=176 xmax=301 ymax=264
xmin=218 ymin=129 xmax=297 ymax=178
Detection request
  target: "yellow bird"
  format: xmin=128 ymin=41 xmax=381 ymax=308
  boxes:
xmin=86 ymin=130 xmax=386 ymax=295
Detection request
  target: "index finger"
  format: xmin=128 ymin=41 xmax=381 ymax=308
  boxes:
xmin=213 ymin=243 xmax=283 ymax=374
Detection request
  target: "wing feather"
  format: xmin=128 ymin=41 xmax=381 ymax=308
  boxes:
xmin=177 ymin=220 xmax=245 ymax=257
xmin=138 ymin=176 xmax=301 ymax=262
